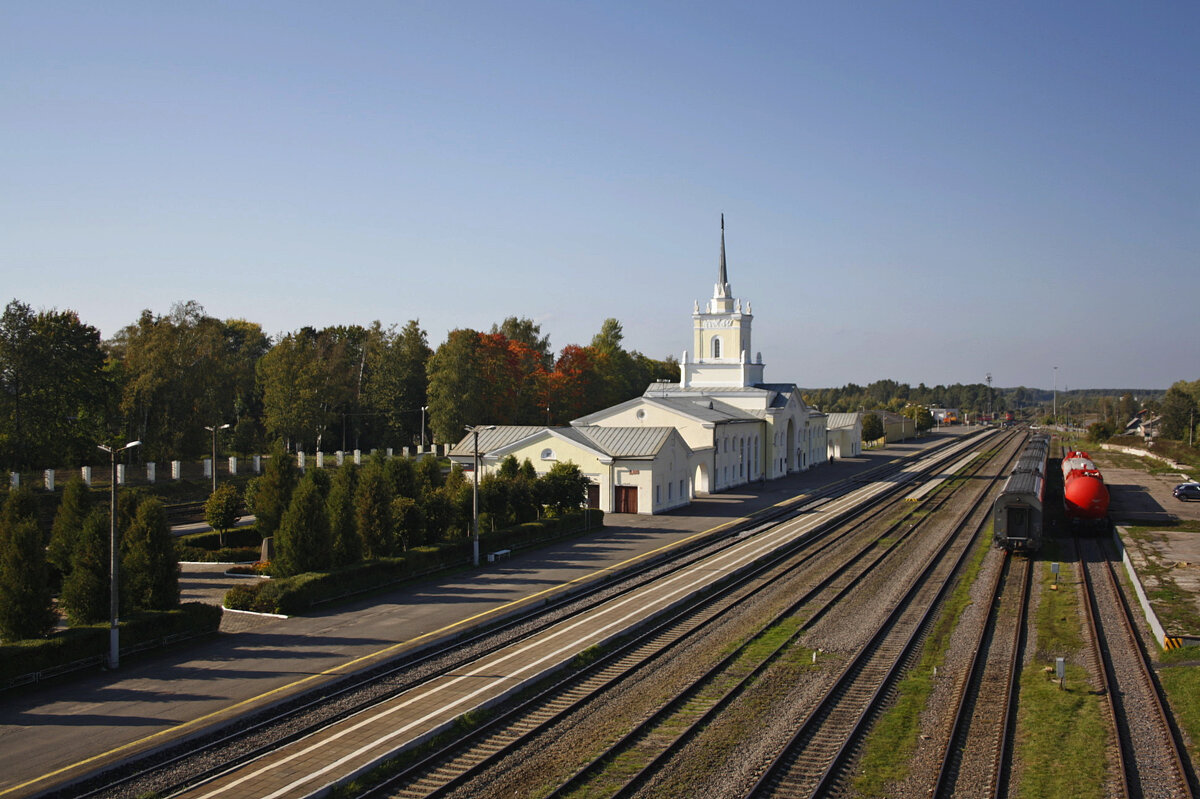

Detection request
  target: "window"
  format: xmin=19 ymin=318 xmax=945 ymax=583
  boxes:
xmin=656 ymin=485 xmax=661 ymax=505
xmin=711 ymin=337 xmax=722 ymax=358
xmin=668 ymin=482 xmax=673 ymax=500
xmin=540 ymin=448 xmax=556 ymax=461
xmin=636 ymin=408 xmax=646 ymax=420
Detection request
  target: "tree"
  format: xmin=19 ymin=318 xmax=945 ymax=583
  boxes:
xmin=362 ymin=320 xmax=432 ymax=448
xmin=355 ymin=463 xmax=394 ymax=559
xmin=275 ymin=475 xmax=332 ymax=576
xmin=327 ymin=465 xmax=361 ymax=568
xmin=539 ymin=461 xmax=589 ymax=515
xmin=48 ymin=477 xmax=93 ymax=579
xmin=1160 ymin=384 xmax=1198 ymax=442
xmin=204 ymin=483 xmax=241 ymax=547
xmin=0 ymin=515 xmax=56 ymax=641
xmin=112 ymin=302 xmax=254 ymax=462
xmin=121 ymin=498 xmax=179 ymax=611
xmin=490 ymin=316 xmax=552 ymax=366
xmin=0 ymin=300 xmax=109 ymax=470
xmin=0 ymin=485 xmax=39 ymax=532
xmin=392 ymin=495 xmax=425 ymax=551
xmin=61 ymin=509 xmax=111 ymax=625
xmin=247 ymin=447 xmax=297 ymax=539
xmin=861 ymin=413 xmax=884 ymax=442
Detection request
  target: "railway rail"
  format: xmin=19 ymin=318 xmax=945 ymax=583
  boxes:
xmin=932 ymin=549 xmax=1030 ymax=799
xmin=1077 ymin=536 xmax=1195 ymax=799
xmin=743 ymin=432 xmax=1021 ymax=798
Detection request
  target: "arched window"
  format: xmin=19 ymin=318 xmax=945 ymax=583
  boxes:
xmin=540 ymin=448 xmax=556 ymax=461
xmin=711 ymin=337 xmax=722 ymax=358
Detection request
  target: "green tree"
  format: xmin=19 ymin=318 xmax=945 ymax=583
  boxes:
xmin=0 ymin=300 xmax=110 ymax=470
xmin=861 ymin=413 xmax=884 ymax=442
xmin=121 ymin=498 xmax=179 ymax=611
xmin=1160 ymin=384 xmax=1198 ymax=442
xmin=275 ymin=475 xmax=332 ymax=576
xmin=355 ymin=463 xmax=394 ymax=559
xmin=61 ymin=509 xmax=111 ymax=625
xmin=362 ymin=320 xmax=432 ymax=448
xmin=538 ymin=461 xmax=589 ymax=515
xmin=327 ymin=465 xmax=361 ymax=568
xmin=0 ymin=485 xmax=39 ymax=533
xmin=392 ymin=495 xmax=425 ymax=550
xmin=48 ymin=476 xmax=92 ymax=579
xmin=426 ymin=329 xmax=489 ymax=443
xmin=257 ymin=326 xmax=362 ymax=452
xmin=491 ymin=316 xmax=552 ymax=366
xmin=0 ymin=515 xmax=56 ymax=641
xmin=204 ymin=483 xmax=241 ymax=547
xmin=247 ymin=447 xmax=298 ymax=539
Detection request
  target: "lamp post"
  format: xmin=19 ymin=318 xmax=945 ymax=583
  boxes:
xmin=465 ymin=424 xmax=496 ymax=566
xmin=204 ymin=423 xmax=231 ymax=494
xmin=97 ymin=440 xmax=140 ymax=669
xmin=420 ymin=406 xmax=428 ymax=449
xmin=1053 ymin=366 xmax=1058 ymax=427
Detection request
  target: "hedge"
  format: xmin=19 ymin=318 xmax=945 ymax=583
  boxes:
xmin=177 ymin=545 xmax=262 ymax=563
xmin=178 ymin=526 xmax=263 ymax=550
xmin=223 ymin=509 xmax=605 ymax=615
xmin=0 ymin=603 xmax=222 ymax=687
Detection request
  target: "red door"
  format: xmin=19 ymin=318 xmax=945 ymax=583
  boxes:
xmin=615 ymin=486 xmax=638 ymax=514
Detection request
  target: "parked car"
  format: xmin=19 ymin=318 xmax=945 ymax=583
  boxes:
xmin=1174 ymin=483 xmax=1200 ymax=501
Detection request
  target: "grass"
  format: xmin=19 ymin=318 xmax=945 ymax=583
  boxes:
xmin=853 ymin=527 xmax=991 ymax=797
xmin=1013 ymin=554 xmax=1107 ymax=799
xmin=1157 ymin=661 xmax=1200 ymax=766
xmin=1013 ymin=663 xmax=1108 ymax=799
xmin=1119 ymin=524 xmax=1200 ymax=635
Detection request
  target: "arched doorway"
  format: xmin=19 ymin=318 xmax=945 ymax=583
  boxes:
xmin=694 ymin=461 xmax=710 ymax=494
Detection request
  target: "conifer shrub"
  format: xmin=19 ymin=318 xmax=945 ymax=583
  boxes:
xmin=274 ymin=475 xmax=332 ymax=577
xmin=61 ymin=508 xmax=111 ymax=625
xmin=0 ymin=518 xmax=56 ymax=642
xmin=121 ymin=498 xmax=180 ymax=611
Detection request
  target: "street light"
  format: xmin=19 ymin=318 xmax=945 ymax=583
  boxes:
xmin=1053 ymin=366 xmax=1059 ymax=427
xmin=465 ymin=424 xmax=496 ymax=567
xmin=204 ymin=423 xmax=231 ymax=494
xmin=97 ymin=439 xmax=140 ymax=670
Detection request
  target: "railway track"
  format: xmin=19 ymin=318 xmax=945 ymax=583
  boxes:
xmin=742 ymin=433 xmax=1020 ymax=798
xmin=932 ymin=549 xmax=1030 ymax=799
xmin=1077 ymin=535 xmax=1195 ymax=799
xmin=530 ymin=434 xmax=1018 ymax=799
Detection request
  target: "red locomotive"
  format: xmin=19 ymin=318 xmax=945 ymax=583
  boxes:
xmin=1061 ymin=449 xmax=1110 ymax=523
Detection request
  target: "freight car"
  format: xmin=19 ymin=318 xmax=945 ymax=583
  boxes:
xmin=1062 ymin=449 xmax=1110 ymax=525
xmin=993 ymin=433 xmax=1050 ymax=551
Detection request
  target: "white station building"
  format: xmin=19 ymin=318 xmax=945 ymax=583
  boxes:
xmin=451 ymin=218 xmax=830 ymax=514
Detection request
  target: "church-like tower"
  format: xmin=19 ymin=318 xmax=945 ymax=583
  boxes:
xmin=679 ymin=215 xmax=765 ymax=388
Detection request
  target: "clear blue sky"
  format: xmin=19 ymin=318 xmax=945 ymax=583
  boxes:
xmin=4 ymin=2 xmax=1197 ymax=391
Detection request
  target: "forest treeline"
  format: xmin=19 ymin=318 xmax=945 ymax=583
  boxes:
xmin=3 ymin=298 xmax=1193 ymax=472
xmin=0 ymin=299 xmax=676 ymax=470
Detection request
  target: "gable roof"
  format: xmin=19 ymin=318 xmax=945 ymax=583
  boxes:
xmin=479 ymin=425 xmax=689 ymax=463
xmin=447 ymin=426 xmax=547 ymax=458
xmin=826 ymin=412 xmax=862 ymax=430
xmin=571 ymin=394 xmax=759 ymax=427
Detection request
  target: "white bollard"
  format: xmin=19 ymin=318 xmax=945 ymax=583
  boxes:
xmin=172 ymin=460 xmax=182 ymax=480
xmin=316 ymin=451 xmax=325 ymax=468
xmin=336 ymin=450 xmax=344 ymax=466
xmin=354 ymin=449 xmax=361 ymax=465
xmin=82 ymin=465 xmax=92 ymax=487
xmin=297 ymin=451 xmax=306 ymax=471
xmin=253 ymin=454 xmax=261 ymax=474
xmin=44 ymin=469 xmax=55 ymax=491
xmin=116 ymin=464 xmax=126 ymax=485
xmin=203 ymin=458 xmax=212 ymax=479
xmin=228 ymin=456 xmax=237 ymax=476
xmin=146 ymin=462 xmax=156 ymax=483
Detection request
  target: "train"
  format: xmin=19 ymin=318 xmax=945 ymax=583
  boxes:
xmin=993 ymin=433 xmax=1050 ymax=551
xmin=1062 ymin=448 xmax=1110 ymax=525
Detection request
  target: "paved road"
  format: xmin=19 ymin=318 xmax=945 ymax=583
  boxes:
xmin=0 ymin=433 xmax=965 ymax=799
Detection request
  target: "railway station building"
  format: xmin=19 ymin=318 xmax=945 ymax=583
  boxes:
xmin=449 ymin=218 xmax=830 ymax=514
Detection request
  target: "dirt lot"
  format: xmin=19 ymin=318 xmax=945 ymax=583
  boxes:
xmin=1096 ymin=451 xmax=1200 ymax=637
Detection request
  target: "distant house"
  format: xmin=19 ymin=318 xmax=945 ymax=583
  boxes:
xmin=1124 ymin=411 xmax=1161 ymax=439
xmin=875 ymin=410 xmax=917 ymax=444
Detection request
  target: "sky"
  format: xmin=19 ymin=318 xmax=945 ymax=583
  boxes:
xmin=3 ymin=2 xmax=1198 ymax=391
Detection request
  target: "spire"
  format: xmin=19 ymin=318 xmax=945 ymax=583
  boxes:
xmin=718 ymin=213 xmax=728 ymax=287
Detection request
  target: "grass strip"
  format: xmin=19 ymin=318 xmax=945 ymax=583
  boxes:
xmin=853 ymin=527 xmax=991 ymax=797
xmin=1013 ymin=663 xmax=1107 ymax=799
xmin=1157 ymin=662 xmax=1200 ymax=766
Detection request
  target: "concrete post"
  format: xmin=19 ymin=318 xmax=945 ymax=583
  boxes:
xmin=203 ymin=458 xmax=212 ymax=479
xmin=44 ymin=469 xmax=55 ymax=491
xmin=297 ymin=451 xmax=306 ymax=471
xmin=228 ymin=456 xmax=237 ymax=476
xmin=9 ymin=472 xmax=17 ymax=488
xmin=82 ymin=466 xmax=92 ymax=486
xmin=172 ymin=460 xmax=182 ymax=480
xmin=253 ymin=454 xmax=261 ymax=474
xmin=146 ymin=462 xmax=156 ymax=483
xmin=336 ymin=450 xmax=344 ymax=466
xmin=116 ymin=464 xmax=126 ymax=485
xmin=316 ymin=451 xmax=325 ymax=468
xmin=354 ymin=449 xmax=361 ymax=465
